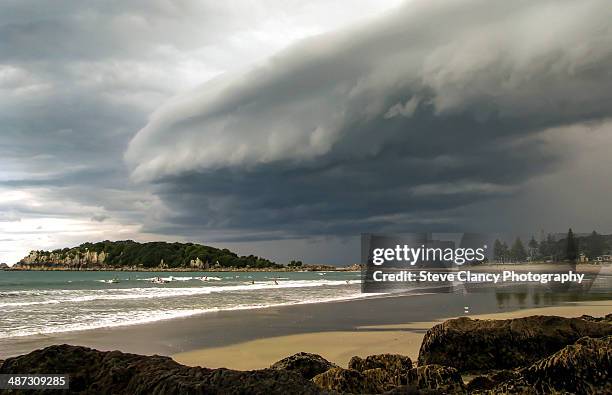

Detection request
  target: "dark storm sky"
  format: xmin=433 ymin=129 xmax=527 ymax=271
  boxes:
xmin=2 ymin=0 xmax=612 ymax=264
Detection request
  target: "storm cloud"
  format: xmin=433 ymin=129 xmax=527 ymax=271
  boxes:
xmin=2 ymin=0 xmax=612 ymax=265
xmin=126 ymin=0 xmax=612 ymax=243
xmin=0 ymin=0 xmax=402 ymax=263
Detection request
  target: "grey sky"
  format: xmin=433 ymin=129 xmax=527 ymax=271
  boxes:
xmin=2 ymin=0 xmax=612 ymax=265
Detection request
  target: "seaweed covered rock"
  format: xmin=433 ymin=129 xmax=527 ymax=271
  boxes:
xmin=466 ymin=375 xmax=496 ymax=392
xmin=311 ymin=366 xmax=396 ymax=394
xmin=484 ymin=376 xmax=538 ymax=395
xmin=382 ymin=386 xmax=443 ymax=394
xmin=467 ymin=370 xmax=523 ymax=393
xmin=579 ymin=313 xmax=612 ymax=323
xmin=406 ymin=364 xmax=466 ymax=394
xmin=362 ymin=368 xmax=398 ymax=393
xmin=418 ymin=315 xmax=612 ymax=371
xmin=0 ymin=344 xmax=322 ymax=395
xmin=270 ymin=352 xmax=338 ymax=380
xmin=519 ymin=335 xmax=612 ymax=395
xmin=348 ymin=354 xmax=412 ymax=386
xmin=477 ymin=336 xmax=612 ymax=394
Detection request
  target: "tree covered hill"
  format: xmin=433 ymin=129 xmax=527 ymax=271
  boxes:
xmin=18 ymin=240 xmax=281 ymax=269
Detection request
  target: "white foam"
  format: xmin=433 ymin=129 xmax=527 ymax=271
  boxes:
xmin=0 ymin=279 xmax=362 ymax=307
xmin=0 ymin=292 xmax=384 ymax=339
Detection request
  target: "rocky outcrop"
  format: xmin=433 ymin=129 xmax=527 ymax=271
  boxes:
xmin=311 ymin=354 xmax=414 ymax=393
xmin=579 ymin=313 xmax=612 ymax=323
xmin=312 ymin=362 xmax=463 ymax=394
xmin=418 ymin=315 xmax=612 ymax=372
xmin=312 ymin=367 xmax=380 ymax=394
xmin=312 ymin=366 xmax=400 ymax=394
xmin=0 ymin=345 xmax=322 ymax=394
xmin=348 ymin=354 xmax=412 ymax=386
xmin=362 ymin=368 xmax=397 ymax=393
xmin=18 ymin=249 xmax=107 ymax=268
xmin=13 ymin=240 xmax=281 ymax=271
xmin=3 ymin=315 xmax=610 ymax=394
xmin=383 ymin=386 xmax=445 ymax=394
xmin=466 ymin=370 xmax=522 ymax=393
xmin=270 ymin=352 xmax=338 ymax=380
xmin=471 ymin=336 xmax=612 ymax=394
xmin=302 ymin=264 xmax=337 ymax=271
xmin=466 ymin=375 xmax=496 ymax=392
xmin=189 ymin=257 xmax=210 ymax=270
xmin=406 ymin=364 xmax=466 ymax=394
xmin=482 ymin=376 xmax=537 ymax=395
xmin=518 ymin=335 xmax=612 ymax=394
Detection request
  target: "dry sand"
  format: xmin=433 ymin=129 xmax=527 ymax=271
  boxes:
xmin=173 ymin=300 xmax=611 ymax=370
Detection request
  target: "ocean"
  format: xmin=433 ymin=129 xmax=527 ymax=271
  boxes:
xmin=0 ymin=271 xmax=365 ymax=339
xmin=1 ymin=267 xmax=610 ymax=342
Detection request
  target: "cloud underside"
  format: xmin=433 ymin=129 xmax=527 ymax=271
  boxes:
xmin=126 ymin=0 xmax=612 ymax=239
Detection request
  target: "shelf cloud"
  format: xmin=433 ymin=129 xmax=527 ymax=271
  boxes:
xmin=126 ymin=0 xmax=612 ymax=240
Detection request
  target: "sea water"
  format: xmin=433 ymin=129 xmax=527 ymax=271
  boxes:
xmin=0 ymin=271 xmax=365 ymax=339
xmin=1 ymin=268 xmax=609 ymax=340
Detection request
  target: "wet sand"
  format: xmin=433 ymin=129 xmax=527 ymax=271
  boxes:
xmin=173 ymin=300 xmax=612 ymax=370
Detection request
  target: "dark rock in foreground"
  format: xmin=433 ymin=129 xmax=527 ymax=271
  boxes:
xmin=270 ymin=352 xmax=338 ymax=380
xmin=466 ymin=375 xmax=496 ymax=392
xmin=466 ymin=370 xmax=522 ymax=393
xmin=311 ymin=361 xmax=465 ymax=394
xmin=381 ymin=386 xmax=441 ymax=395
xmin=311 ymin=354 xmax=414 ymax=394
xmin=406 ymin=364 xmax=466 ymax=394
xmin=418 ymin=315 xmax=612 ymax=372
xmin=519 ymin=335 xmax=612 ymax=395
xmin=311 ymin=366 xmax=401 ymax=394
xmin=2 ymin=314 xmax=610 ymax=394
xmin=0 ymin=345 xmax=322 ymax=395
xmin=349 ymin=354 xmax=412 ymax=386
xmin=579 ymin=313 xmax=612 ymax=323
xmin=473 ymin=336 xmax=612 ymax=394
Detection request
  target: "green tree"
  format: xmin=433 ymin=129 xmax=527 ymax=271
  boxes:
xmin=288 ymin=260 xmax=303 ymax=267
xmin=538 ymin=233 xmax=556 ymax=261
xmin=528 ymin=236 xmax=539 ymax=260
xmin=493 ymin=239 xmax=504 ymax=263
xmin=585 ymin=230 xmax=605 ymax=259
xmin=565 ymin=228 xmax=578 ymax=262
xmin=510 ymin=237 xmax=527 ymax=262
xmin=501 ymin=241 xmax=509 ymax=263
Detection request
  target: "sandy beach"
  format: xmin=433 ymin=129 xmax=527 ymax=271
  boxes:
xmin=173 ymin=300 xmax=612 ymax=370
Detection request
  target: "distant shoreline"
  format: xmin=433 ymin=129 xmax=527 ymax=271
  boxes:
xmin=4 ymin=262 xmax=610 ymax=272
xmin=4 ymin=266 xmax=360 ymax=272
